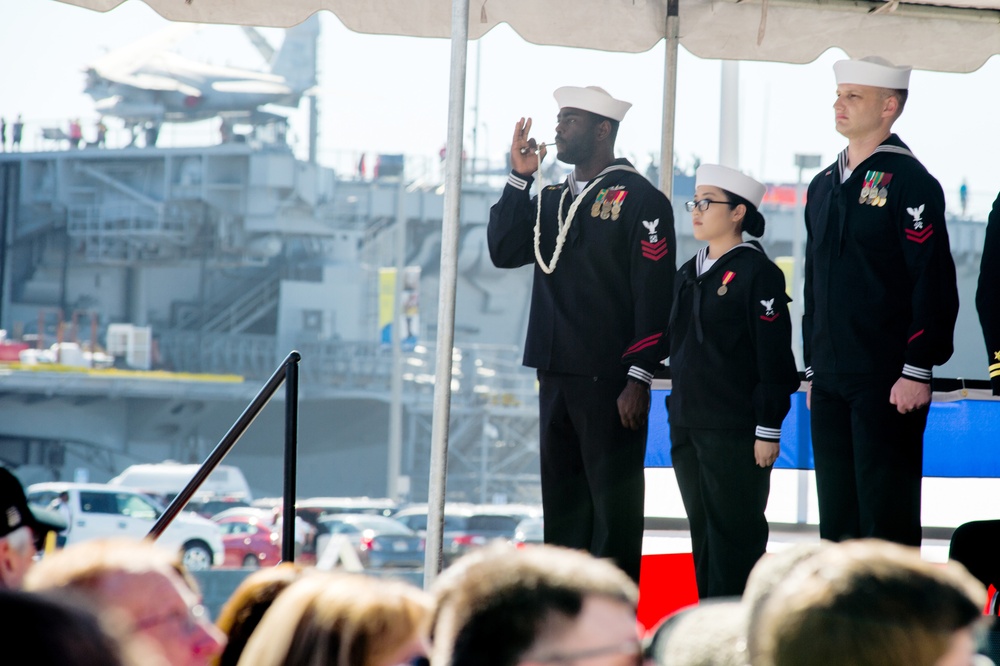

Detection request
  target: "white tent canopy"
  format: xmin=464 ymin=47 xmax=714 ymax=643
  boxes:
xmin=58 ymin=0 xmax=1000 ymax=72
xmin=54 ymin=0 xmax=1000 ymax=583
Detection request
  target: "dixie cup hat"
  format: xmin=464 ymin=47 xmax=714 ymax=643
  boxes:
xmin=834 ymin=55 xmax=911 ymax=90
xmin=553 ymin=86 xmax=632 ymax=122
xmin=0 ymin=467 xmax=66 ymax=539
xmin=695 ymin=164 xmax=767 ymax=209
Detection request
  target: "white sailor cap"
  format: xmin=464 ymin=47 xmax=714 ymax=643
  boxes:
xmin=553 ymin=86 xmax=631 ymax=122
xmin=696 ymin=164 xmax=766 ymax=208
xmin=834 ymin=56 xmax=911 ymax=90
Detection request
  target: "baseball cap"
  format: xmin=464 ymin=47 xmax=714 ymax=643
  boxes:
xmin=0 ymin=468 xmax=66 ymax=539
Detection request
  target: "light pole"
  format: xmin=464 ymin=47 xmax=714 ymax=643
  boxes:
xmin=792 ymin=153 xmax=821 ymax=526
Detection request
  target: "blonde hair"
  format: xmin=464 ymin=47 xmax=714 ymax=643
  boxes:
xmin=216 ymin=563 xmax=307 ymax=666
xmin=751 ymin=540 xmax=986 ymax=666
xmin=24 ymin=537 xmax=184 ymax=595
xmin=237 ymin=572 xmax=431 ymax=666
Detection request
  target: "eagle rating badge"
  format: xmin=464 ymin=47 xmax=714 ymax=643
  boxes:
xmin=759 ymin=298 xmax=779 ymax=322
xmin=640 ymin=218 xmax=668 ymax=261
xmin=904 ymin=204 xmax=934 ymax=244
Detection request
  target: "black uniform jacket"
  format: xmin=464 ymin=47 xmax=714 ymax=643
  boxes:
xmin=488 ymin=159 xmax=676 ymax=381
xmin=976 ymin=191 xmax=1000 ymax=395
xmin=803 ymin=135 xmax=959 ymax=383
xmin=667 ymin=243 xmax=799 ymax=442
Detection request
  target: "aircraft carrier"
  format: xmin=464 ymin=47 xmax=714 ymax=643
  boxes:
xmin=0 ymin=132 xmax=990 ymax=505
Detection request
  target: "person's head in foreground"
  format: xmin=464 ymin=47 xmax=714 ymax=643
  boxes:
xmin=0 ymin=587 xmax=162 ymax=666
xmin=645 ymin=599 xmax=748 ymax=666
xmin=215 ymin=562 xmax=307 ymax=666
xmin=0 ymin=466 xmax=66 ymax=589
xmin=23 ymin=537 xmax=225 ymax=666
xmin=750 ymin=539 xmax=988 ymax=666
xmin=430 ymin=542 xmax=640 ymax=666
xmin=644 ymin=542 xmax=837 ymax=666
xmin=236 ymin=571 xmax=431 ymax=666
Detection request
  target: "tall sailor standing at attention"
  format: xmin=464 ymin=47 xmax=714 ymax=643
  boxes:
xmin=803 ymin=56 xmax=959 ymax=546
xmin=488 ymin=86 xmax=676 ymax=583
xmin=668 ymin=164 xmax=799 ymax=598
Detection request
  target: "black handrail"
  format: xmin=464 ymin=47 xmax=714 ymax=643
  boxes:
xmin=147 ymin=351 xmax=301 ymax=564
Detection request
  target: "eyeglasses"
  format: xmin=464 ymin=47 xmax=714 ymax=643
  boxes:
xmin=528 ymin=638 xmax=644 ymax=664
xmin=133 ymin=603 xmax=209 ymax=635
xmin=685 ymin=198 xmax=731 ymax=212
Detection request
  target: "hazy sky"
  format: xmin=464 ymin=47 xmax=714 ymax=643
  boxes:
xmin=2 ymin=2 xmax=999 ymax=217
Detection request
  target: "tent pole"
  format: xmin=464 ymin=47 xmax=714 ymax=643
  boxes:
xmin=659 ymin=0 xmax=680 ymax=200
xmin=424 ymin=0 xmax=470 ymax=588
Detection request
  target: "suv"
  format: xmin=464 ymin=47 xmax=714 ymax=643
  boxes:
xmin=27 ymin=482 xmax=225 ymax=571
xmin=393 ymin=503 xmax=542 ymax=566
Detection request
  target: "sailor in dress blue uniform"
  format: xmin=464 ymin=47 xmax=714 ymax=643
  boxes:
xmin=668 ymin=164 xmax=799 ymax=598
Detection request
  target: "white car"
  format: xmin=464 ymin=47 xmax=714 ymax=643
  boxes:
xmin=27 ymin=482 xmax=225 ymax=571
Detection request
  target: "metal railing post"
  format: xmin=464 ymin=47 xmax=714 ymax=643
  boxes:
xmin=281 ymin=352 xmax=300 ymax=562
xmin=148 ymin=350 xmax=301 ymax=541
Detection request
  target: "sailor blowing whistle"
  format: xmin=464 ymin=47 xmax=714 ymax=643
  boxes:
xmin=520 ymin=139 xmax=554 ymax=155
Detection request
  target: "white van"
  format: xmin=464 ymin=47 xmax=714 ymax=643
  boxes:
xmin=27 ymin=482 xmax=225 ymax=571
xmin=109 ymin=462 xmax=253 ymax=505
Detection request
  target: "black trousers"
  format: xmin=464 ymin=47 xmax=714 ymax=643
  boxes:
xmin=810 ymin=374 xmax=927 ymax=546
xmin=670 ymin=425 xmax=771 ymax=598
xmin=538 ymin=370 xmax=646 ymax=583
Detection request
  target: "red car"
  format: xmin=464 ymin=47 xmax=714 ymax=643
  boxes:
xmin=215 ymin=514 xmax=281 ymax=568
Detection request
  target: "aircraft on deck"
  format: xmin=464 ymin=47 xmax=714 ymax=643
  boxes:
xmin=82 ymin=16 xmax=319 ymax=145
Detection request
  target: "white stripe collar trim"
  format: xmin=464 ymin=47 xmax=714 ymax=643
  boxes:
xmin=695 ymin=242 xmax=760 ymax=276
xmin=837 ymin=144 xmax=917 ymax=181
xmin=566 ymin=163 xmax=640 ymax=195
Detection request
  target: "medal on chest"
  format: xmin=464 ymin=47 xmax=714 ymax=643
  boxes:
xmin=591 ymin=186 xmax=627 ymax=220
xmin=860 ymin=170 xmax=893 ymax=207
xmin=717 ymin=270 xmax=735 ymax=296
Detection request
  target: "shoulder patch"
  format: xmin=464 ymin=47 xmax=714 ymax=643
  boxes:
xmin=759 ymin=298 xmax=779 ymax=322
xmin=904 ymin=203 xmax=934 ymax=243
xmin=641 ymin=238 xmax=668 ymax=262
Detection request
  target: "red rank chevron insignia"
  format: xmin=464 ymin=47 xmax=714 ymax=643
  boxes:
xmin=641 ymin=239 xmax=668 ymax=261
xmin=904 ymin=224 xmax=934 ymax=244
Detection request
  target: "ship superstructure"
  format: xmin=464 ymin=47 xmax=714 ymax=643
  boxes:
xmin=0 ymin=138 xmax=990 ymax=502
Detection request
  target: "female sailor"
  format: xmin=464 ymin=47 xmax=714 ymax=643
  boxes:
xmin=667 ymin=164 xmax=799 ymax=598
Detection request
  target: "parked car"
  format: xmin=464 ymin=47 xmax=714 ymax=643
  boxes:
xmin=27 ymin=482 xmax=225 ymax=571
xmin=214 ymin=514 xmax=281 ymax=568
xmin=250 ymin=497 xmax=398 ymax=562
xmin=210 ymin=506 xmax=275 ymax=523
xmin=209 ymin=507 xmax=319 ymax=565
xmin=295 ymin=496 xmax=398 ymax=520
xmin=512 ymin=517 xmax=544 ymax=547
xmin=184 ymin=498 xmax=251 ymax=520
xmin=314 ymin=513 xmax=424 ymax=569
xmin=393 ymin=503 xmax=542 ymax=566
